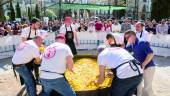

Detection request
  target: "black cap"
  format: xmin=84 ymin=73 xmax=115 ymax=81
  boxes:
xmin=106 ymin=33 xmax=113 ymax=39
xmin=31 ymin=18 xmax=40 ymax=24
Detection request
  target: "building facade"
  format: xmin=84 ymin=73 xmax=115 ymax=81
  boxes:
xmin=126 ymin=0 xmax=151 ymax=20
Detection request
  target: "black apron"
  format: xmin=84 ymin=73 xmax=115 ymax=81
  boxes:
xmin=65 ymin=25 xmax=77 ymax=55
xmin=111 ymin=59 xmax=142 ymax=79
xmin=27 ymin=27 xmax=37 ymax=40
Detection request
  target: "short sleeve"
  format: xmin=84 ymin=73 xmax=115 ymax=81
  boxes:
xmin=59 ymin=25 xmax=66 ymax=34
xmin=125 ymin=44 xmax=133 ymax=52
xmin=141 ymin=42 xmax=153 ymax=54
xmin=65 ymin=45 xmax=73 ymax=58
xmin=71 ymin=24 xmax=76 ymax=32
xmin=21 ymin=28 xmax=29 ymax=38
xmin=32 ymin=47 xmax=40 ymax=58
xmin=97 ymin=54 xmax=107 ymax=66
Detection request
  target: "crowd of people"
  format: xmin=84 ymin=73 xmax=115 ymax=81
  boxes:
xmin=0 ymin=19 xmax=61 ymax=36
xmin=0 ymin=17 xmax=170 ymax=37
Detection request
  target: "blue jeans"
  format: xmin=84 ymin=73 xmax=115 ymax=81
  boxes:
xmin=15 ymin=65 xmax=36 ymax=96
xmin=40 ymin=77 xmax=76 ymax=96
xmin=111 ymin=75 xmax=142 ymax=96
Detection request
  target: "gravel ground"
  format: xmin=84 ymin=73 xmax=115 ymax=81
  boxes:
xmin=0 ymin=54 xmax=170 ymax=96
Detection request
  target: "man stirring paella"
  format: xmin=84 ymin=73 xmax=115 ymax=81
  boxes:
xmin=97 ymin=34 xmax=143 ymax=96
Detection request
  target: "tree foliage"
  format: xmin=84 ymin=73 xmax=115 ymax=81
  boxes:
xmin=64 ymin=0 xmax=76 ymax=17
xmin=28 ymin=7 xmax=32 ymax=20
xmin=16 ymin=2 xmax=21 ymax=18
xmin=45 ymin=9 xmax=57 ymax=19
xmin=0 ymin=1 xmax=5 ymax=21
xmin=35 ymin=4 xmax=40 ymax=19
xmin=151 ymin=0 xmax=170 ymax=20
xmin=10 ymin=1 xmax=15 ymax=21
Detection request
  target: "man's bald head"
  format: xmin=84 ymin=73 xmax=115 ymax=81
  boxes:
xmin=33 ymin=36 xmax=43 ymax=47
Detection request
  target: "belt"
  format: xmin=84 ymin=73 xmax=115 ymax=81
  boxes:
xmin=13 ymin=64 xmax=26 ymax=67
xmin=41 ymin=70 xmax=64 ymax=76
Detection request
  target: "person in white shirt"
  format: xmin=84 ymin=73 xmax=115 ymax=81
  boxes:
xmin=112 ymin=19 xmax=121 ymax=33
xmin=131 ymin=20 xmax=138 ymax=32
xmin=87 ymin=21 xmax=95 ymax=32
xmin=40 ymin=34 xmax=76 ymax=96
xmin=38 ymin=21 xmax=48 ymax=39
xmin=97 ymin=36 xmax=143 ymax=96
xmin=21 ymin=18 xmax=41 ymax=42
xmin=59 ymin=17 xmax=79 ymax=55
xmin=73 ymin=19 xmax=80 ymax=32
xmin=12 ymin=36 xmax=43 ymax=96
xmin=135 ymin=22 xmax=151 ymax=42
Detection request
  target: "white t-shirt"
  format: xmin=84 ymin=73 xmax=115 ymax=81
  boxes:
xmin=12 ymin=40 xmax=40 ymax=64
xmin=98 ymin=47 xmax=143 ymax=79
xmin=112 ymin=24 xmax=121 ymax=32
xmin=59 ymin=24 xmax=76 ymax=35
xmin=40 ymin=42 xmax=73 ymax=79
xmin=136 ymin=30 xmax=151 ymax=42
xmin=21 ymin=27 xmax=41 ymax=39
xmin=37 ymin=29 xmax=48 ymax=39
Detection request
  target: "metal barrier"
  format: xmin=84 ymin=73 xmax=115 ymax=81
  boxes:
xmin=0 ymin=40 xmax=170 ymax=59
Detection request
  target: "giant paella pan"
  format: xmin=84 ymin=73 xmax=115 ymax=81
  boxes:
xmin=65 ymin=55 xmax=114 ymax=96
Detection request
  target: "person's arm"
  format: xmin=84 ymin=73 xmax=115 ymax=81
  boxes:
xmin=142 ymin=53 xmax=154 ymax=69
xmin=59 ymin=25 xmax=66 ymax=34
xmin=66 ymin=55 xmax=74 ymax=72
xmin=34 ymin=57 xmax=41 ymax=64
xmin=156 ymin=25 xmax=160 ymax=34
xmin=118 ymin=24 xmax=121 ymax=32
xmin=65 ymin=45 xmax=74 ymax=72
xmin=124 ymin=43 xmax=133 ymax=52
xmin=32 ymin=47 xmax=41 ymax=64
xmin=98 ymin=65 xmax=105 ymax=84
xmin=97 ymin=53 xmax=107 ymax=84
xmin=141 ymin=42 xmax=154 ymax=69
xmin=73 ymin=31 xmax=79 ymax=46
xmin=21 ymin=28 xmax=28 ymax=42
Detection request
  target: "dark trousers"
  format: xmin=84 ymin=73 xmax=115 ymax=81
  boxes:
xmin=111 ymin=75 xmax=142 ymax=96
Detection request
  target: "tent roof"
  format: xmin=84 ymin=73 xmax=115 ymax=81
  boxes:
xmin=46 ymin=3 xmax=126 ymax=10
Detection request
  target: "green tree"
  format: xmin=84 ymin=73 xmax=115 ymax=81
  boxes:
xmin=16 ymin=2 xmax=21 ymax=18
xmin=10 ymin=1 xmax=15 ymax=21
xmin=35 ymin=4 xmax=40 ymax=19
xmin=0 ymin=0 xmax=11 ymax=21
xmin=46 ymin=9 xmax=57 ymax=19
xmin=64 ymin=0 xmax=76 ymax=17
xmin=151 ymin=0 xmax=170 ymax=20
xmin=28 ymin=7 xmax=32 ymax=20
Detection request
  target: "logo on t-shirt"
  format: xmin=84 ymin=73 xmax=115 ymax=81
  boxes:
xmin=43 ymin=46 xmax=57 ymax=59
xmin=16 ymin=43 xmax=27 ymax=51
